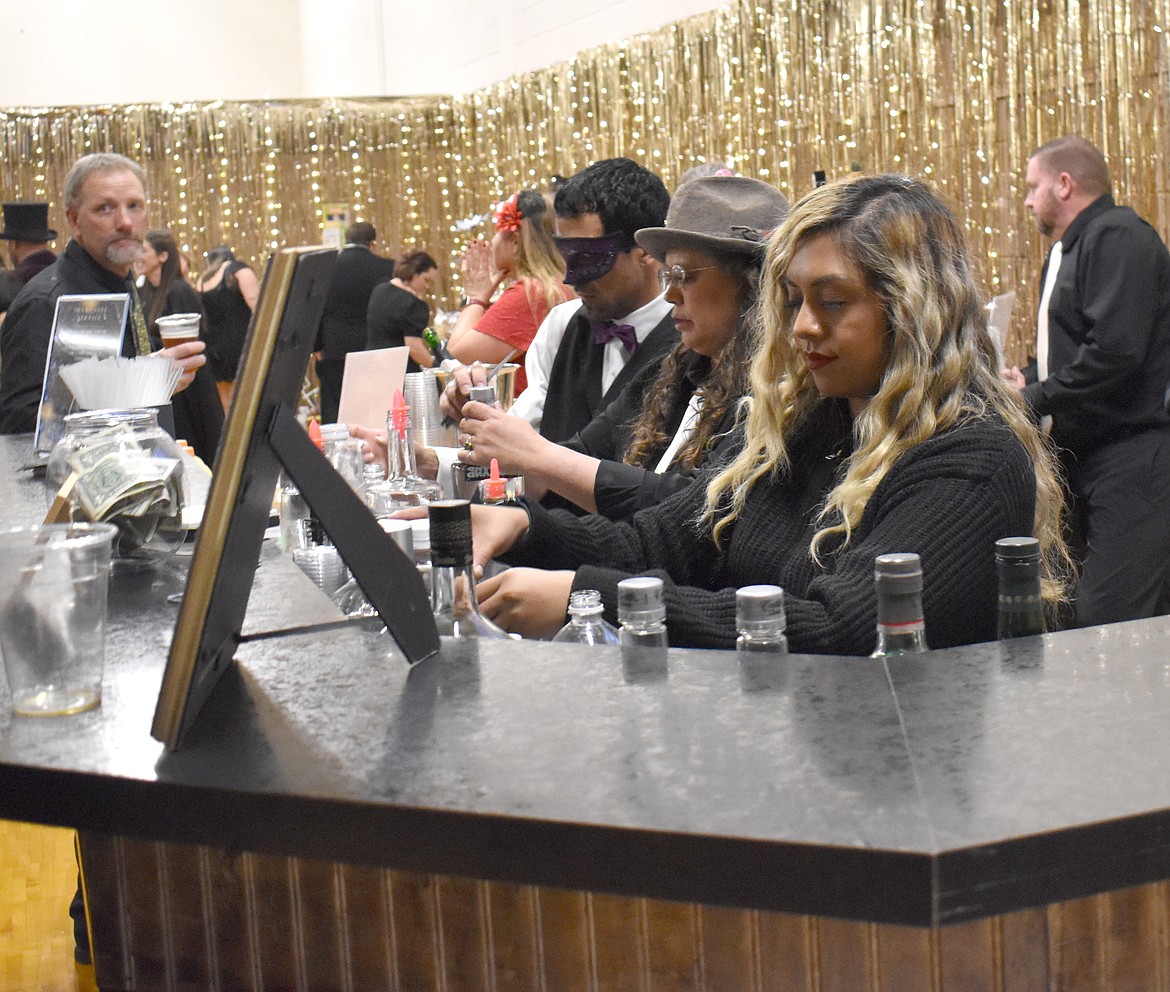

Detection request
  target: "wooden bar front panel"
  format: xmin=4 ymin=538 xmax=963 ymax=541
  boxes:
xmin=78 ymin=833 xmax=1170 ymax=992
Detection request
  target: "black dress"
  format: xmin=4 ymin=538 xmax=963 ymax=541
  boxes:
xmin=366 ymin=282 xmax=428 ymax=373
xmin=199 ymin=261 xmax=253 ymax=383
xmin=141 ymin=279 xmax=224 ymax=466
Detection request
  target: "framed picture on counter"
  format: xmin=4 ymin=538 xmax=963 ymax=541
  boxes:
xmin=152 ymin=245 xmax=438 ymax=750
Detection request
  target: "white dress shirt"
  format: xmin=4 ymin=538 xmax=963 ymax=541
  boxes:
xmin=509 ymin=293 xmax=673 ymax=429
xmin=433 ymin=293 xmax=673 ymax=495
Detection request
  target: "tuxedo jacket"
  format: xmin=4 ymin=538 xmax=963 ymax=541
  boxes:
xmin=539 ymin=309 xmax=679 ymax=444
xmin=316 ymin=246 xmax=395 ymax=360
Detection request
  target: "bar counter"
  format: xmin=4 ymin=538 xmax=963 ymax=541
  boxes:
xmin=2 ymin=434 xmax=1170 ymax=990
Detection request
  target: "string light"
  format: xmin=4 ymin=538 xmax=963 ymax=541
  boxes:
xmin=1 ymin=0 xmax=1167 ymax=363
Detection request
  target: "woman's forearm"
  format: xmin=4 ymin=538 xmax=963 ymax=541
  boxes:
xmin=404 ymin=335 xmax=434 ymax=367
xmin=531 ymin=443 xmax=603 ymax=514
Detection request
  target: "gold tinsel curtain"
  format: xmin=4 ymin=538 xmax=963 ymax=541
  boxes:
xmin=2 ymin=0 xmax=1167 ymax=362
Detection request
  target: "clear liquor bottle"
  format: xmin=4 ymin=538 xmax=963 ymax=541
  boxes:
xmin=366 ymin=391 xmax=442 ymax=517
xmin=617 ymin=576 xmax=669 ymax=648
xmin=278 ymin=470 xmax=311 ymax=551
xmin=995 ymin=537 xmax=1046 ymax=638
xmin=552 ymin=589 xmax=621 ymax=645
xmin=870 ymin=553 xmax=928 ymax=657
xmin=427 ymin=500 xmax=510 ymax=638
xmin=318 ymin=422 xmax=366 ymax=497
xmin=735 ymin=585 xmax=788 ymax=654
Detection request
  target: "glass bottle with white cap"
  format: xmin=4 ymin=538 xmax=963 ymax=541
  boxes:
xmin=553 ymin=589 xmax=621 ymax=645
xmin=735 ymin=584 xmax=788 ymax=654
xmin=616 ymin=576 xmax=669 ymax=648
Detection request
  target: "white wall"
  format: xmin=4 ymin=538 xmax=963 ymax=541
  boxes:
xmin=4 ymin=0 xmax=305 ymax=105
xmin=372 ymin=0 xmax=728 ymax=97
xmin=5 ymin=0 xmax=727 ymax=106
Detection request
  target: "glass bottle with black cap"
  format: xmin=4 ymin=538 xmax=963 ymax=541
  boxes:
xmin=871 ymin=553 xmax=929 ymax=657
xmin=427 ymin=499 xmax=510 ymax=638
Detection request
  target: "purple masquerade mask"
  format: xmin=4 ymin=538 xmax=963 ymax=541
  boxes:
xmin=554 ymin=232 xmax=637 ymax=286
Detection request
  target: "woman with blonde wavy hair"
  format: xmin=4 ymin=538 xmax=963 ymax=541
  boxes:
xmin=467 ymin=173 xmax=1068 ymax=652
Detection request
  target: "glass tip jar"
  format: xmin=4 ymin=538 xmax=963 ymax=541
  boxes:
xmin=46 ymin=407 xmax=186 ymax=571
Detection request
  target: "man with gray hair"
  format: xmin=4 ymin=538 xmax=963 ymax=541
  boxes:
xmin=0 ymin=152 xmax=205 ymax=433
xmin=1004 ymin=135 xmax=1170 ymax=625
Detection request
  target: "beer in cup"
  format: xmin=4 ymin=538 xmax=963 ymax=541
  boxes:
xmin=156 ymin=312 xmax=201 ymax=347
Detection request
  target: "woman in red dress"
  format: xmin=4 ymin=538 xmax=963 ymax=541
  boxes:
xmin=445 ymin=191 xmax=573 ymax=396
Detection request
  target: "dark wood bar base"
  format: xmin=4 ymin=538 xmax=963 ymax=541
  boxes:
xmin=80 ymin=833 xmax=1167 ymax=992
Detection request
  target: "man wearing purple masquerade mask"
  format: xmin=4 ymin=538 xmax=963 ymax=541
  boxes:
xmin=552 ymin=231 xmax=637 ymax=289
xmin=442 ymin=158 xmax=678 ymax=448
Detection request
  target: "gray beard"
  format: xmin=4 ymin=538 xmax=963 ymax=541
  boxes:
xmin=107 ymin=242 xmax=143 ymax=267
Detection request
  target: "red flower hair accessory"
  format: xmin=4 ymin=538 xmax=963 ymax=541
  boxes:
xmin=493 ymin=193 xmax=523 ymax=233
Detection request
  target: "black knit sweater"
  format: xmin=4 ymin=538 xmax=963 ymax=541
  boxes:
xmin=504 ymin=398 xmax=1037 ymax=654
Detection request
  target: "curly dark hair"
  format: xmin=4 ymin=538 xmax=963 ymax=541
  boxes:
xmin=624 ymin=252 xmax=759 ymax=470
xmin=554 ymin=158 xmax=670 ymax=239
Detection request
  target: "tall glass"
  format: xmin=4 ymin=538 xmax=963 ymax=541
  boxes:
xmin=0 ymin=523 xmax=117 ymax=715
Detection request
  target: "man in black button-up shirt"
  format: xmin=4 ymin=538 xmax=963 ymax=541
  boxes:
xmin=0 ymin=152 xmax=206 ymax=434
xmin=1006 ymin=136 xmax=1170 ymax=626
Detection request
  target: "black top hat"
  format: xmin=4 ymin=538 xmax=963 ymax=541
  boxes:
xmin=0 ymin=202 xmax=57 ymax=242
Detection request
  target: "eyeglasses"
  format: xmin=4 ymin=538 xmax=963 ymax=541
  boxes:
xmin=658 ymin=264 xmax=716 ymax=293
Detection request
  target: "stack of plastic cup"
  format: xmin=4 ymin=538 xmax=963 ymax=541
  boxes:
xmin=403 ymin=371 xmax=455 ymax=447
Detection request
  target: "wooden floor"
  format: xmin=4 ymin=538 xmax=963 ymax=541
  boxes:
xmin=0 ymin=819 xmax=97 ymax=992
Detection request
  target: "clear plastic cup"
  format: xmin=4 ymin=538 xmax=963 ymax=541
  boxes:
xmin=156 ymin=312 xmax=201 ymax=347
xmin=0 ymin=523 xmax=117 ymax=715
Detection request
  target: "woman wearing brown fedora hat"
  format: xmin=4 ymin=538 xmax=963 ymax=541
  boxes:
xmin=457 ymin=175 xmax=789 ymax=520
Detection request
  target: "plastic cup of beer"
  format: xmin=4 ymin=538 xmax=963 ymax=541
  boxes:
xmin=156 ymin=312 xmax=201 ymax=347
xmin=0 ymin=523 xmax=117 ymax=716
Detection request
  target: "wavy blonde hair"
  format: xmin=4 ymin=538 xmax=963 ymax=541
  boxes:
xmin=706 ymin=174 xmax=1070 ymax=603
xmin=513 ymin=190 xmax=572 ymax=317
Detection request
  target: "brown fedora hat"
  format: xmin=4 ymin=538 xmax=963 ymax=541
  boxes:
xmin=635 ymin=176 xmax=788 ymax=261
xmin=0 ymin=202 xmax=57 ymax=242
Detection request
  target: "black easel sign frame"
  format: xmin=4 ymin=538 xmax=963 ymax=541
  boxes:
xmin=152 ymin=246 xmax=438 ymax=750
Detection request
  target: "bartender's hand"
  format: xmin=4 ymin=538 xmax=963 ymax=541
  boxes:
xmin=470 ymin=504 xmax=530 ymax=573
xmin=438 ymin=361 xmax=490 ymax=420
xmin=415 ymin=443 xmax=439 ymax=481
xmin=161 ymin=340 xmax=206 ymax=393
xmin=348 ymin=424 xmax=388 ymax=473
xmin=458 ymin=401 xmax=545 ymax=472
xmin=390 ymin=502 xmax=529 ymax=576
xmin=477 ymin=568 xmax=574 ymax=639
xmin=1001 ymin=366 xmax=1026 ymax=390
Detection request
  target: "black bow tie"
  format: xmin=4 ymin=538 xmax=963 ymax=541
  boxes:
xmin=590 ymin=320 xmax=638 ymax=354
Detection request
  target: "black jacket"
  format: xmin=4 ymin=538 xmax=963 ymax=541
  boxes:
xmin=0 ymin=241 xmax=137 ymax=434
xmin=539 ymin=307 xmax=679 ymax=444
xmin=1024 ymin=194 xmax=1170 ymax=458
xmin=316 ymin=245 xmax=395 ymax=360
xmin=561 ymin=350 xmax=741 ymax=520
